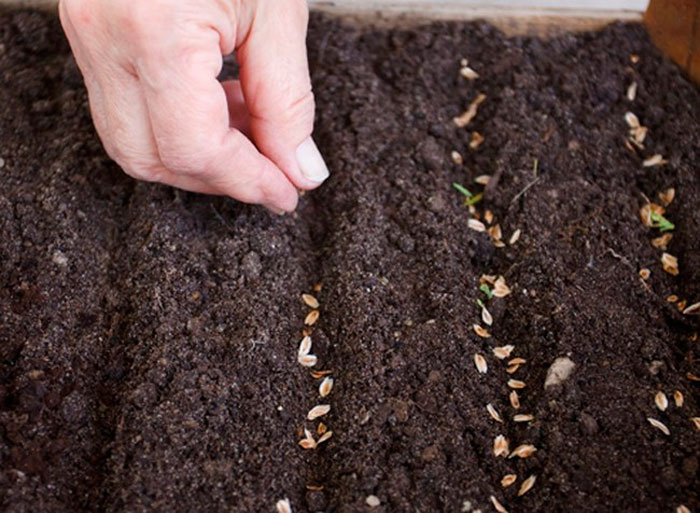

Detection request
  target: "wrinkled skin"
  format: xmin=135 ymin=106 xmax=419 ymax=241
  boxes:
xmin=59 ymin=0 xmax=329 ymax=212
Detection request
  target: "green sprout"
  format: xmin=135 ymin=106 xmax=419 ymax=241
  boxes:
xmin=479 ymin=284 xmax=494 ymax=300
xmin=464 ymin=192 xmax=483 ymax=206
xmin=650 ymin=211 xmax=675 ymax=232
xmin=453 ymin=182 xmax=473 ymax=198
xmin=476 ymin=298 xmax=485 ymax=308
xmin=453 ymin=183 xmax=483 ymax=206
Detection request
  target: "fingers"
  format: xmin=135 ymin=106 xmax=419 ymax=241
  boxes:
xmin=222 ymin=79 xmax=251 ymax=136
xmin=236 ymin=0 xmax=329 ymax=190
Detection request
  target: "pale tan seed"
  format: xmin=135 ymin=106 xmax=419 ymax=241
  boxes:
xmin=460 ymin=66 xmax=479 ymax=80
xmin=683 ymin=302 xmax=700 ymax=315
xmin=677 ymin=300 xmax=687 ymax=311
xmin=639 ymin=268 xmax=651 ymax=280
xmin=655 ymin=391 xmax=668 ymax=411
xmin=317 ymin=422 xmax=327 ymax=435
xmin=647 ymin=417 xmax=670 ymax=435
xmin=276 ymin=498 xmax=293 ymax=513
xmin=490 ymin=495 xmax=508 ymax=513
xmin=473 ymin=324 xmax=491 ymax=338
xmin=518 ymin=475 xmax=536 ymax=497
xmin=514 ymin=414 xmax=534 ymax=423
xmin=468 ymin=218 xmax=487 ymax=232
xmin=509 ymin=357 xmax=526 ymax=365
xmin=624 ymin=111 xmax=640 ymax=129
xmin=506 ymin=364 xmax=520 ymax=374
xmin=493 ymin=345 xmax=515 ymax=360
xmin=317 ymin=430 xmax=333 ymax=444
xmin=310 ymin=369 xmax=332 ymax=379
xmin=631 ymin=54 xmax=640 ymax=63
xmin=508 ymin=379 xmax=526 ymax=389
xmin=305 ymin=310 xmax=320 ymax=326
xmin=298 ymin=354 xmax=317 ymax=367
xmin=319 ymin=377 xmax=334 ymax=398
xmin=667 ymin=294 xmax=679 ymax=303
xmin=481 ymin=306 xmax=493 ymax=326
xmin=489 ymin=224 xmax=503 ymax=241
xmin=480 ymin=274 xmax=497 ymax=285
xmin=509 ymin=390 xmax=520 ymax=409
xmin=509 ymin=229 xmax=521 ymax=245
xmin=689 ymin=372 xmax=700 ymax=382
xmin=366 ymin=495 xmax=381 ymax=507
xmin=492 ymin=276 xmax=511 ymax=298
xmin=658 ymin=187 xmax=675 ymax=206
xmin=298 ymin=336 xmax=312 ymax=356
xmin=626 ymin=81 xmax=637 ymax=101
xmin=677 ymin=506 xmax=691 ymax=513
xmin=501 ymin=474 xmax=517 ymax=488
xmin=484 ymin=209 xmax=494 ymax=224
xmin=630 ymin=125 xmax=647 ymax=145
xmin=451 ymin=150 xmax=464 ymax=165
xmin=639 ymin=203 xmax=652 ymax=227
xmin=312 ymin=283 xmax=323 ymax=292
xmin=453 ymin=93 xmax=487 ymax=127
xmin=691 ymin=417 xmax=700 ymax=432
xmin=307 ymin=404 xmax=331 ymax=420
xmin=643 ymin=154 xmax=667 ymax=167
xmin=474 ymin=174 xmax=491 ymax=185
xmin=673 ymin=390 xmax=684 ymax=407
xmin=470 ymin=131 xmax=485 ymax=149
xmin=299 ymin=429 xmax=316 ymax=449
xmin=661 ymin=252 xmax=679 ymax=276
xmin=302 ymin=294 xmax=320 ymax=309
xmin=474 ymin=353 xmax=488 ymax=374
xmin=509 ymin=444 xmax=537 ymax=458
xmin=652 ymin=233 xmax=673 ymax=249
xmin=487 ymin=403 xmax=503 ymax=423
xmin=493 ymin=435 xmax=509 ymax=457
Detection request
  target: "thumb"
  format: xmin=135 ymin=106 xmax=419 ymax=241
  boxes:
xmin=236 ymin=0 xmax=329 ymax=190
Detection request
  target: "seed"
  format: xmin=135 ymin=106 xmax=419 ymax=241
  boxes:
xmin=509 ymin=390 xmax=520 ymax=409
xmin=643 ymin=154 xmax=667 ymax=167
xmin=677 ymin=300 xmax=687 ymax=311
xmin=487 ymin=403 xmax=503 ymax=423
xmin=677 ymin=506 xmax=690 ymax=513
xmin=453 ymin=93 xmax=487 ymax=128
xmin=305 ymin=310 xmax=320 ymax=326
xmin=631 ymin=54 xmax=640 ymax=63
xmin=689 ymin=372 xmax=700 ymax=381
xmin=667 ymin=295 xmax=679 ymax=303
xmin=366 ymin=495 xmax=381 ymax=507
xmin=492 ymin=276 xmax=511 ymax=297
xmin=310 ymin=369 xmax=332 ymax=379
xmin=626 ymin=81 xmax=637 ymax=101
xmin=468 ymin=218 xmax=486 ymax=232
xmin=302 ymin=294 xmax=319 ymax=309
xmin=630 ymin=126 xmax=647 ymax=145
xmin=319 ymin=377 xmax=334 ymax=397
xmin=276 ymin=498 xmax=293 ymax=513
xmin=480 ymin=274 xmax=497 ymax=285
xmin=509 ymin=229 xmax=521 ymax=245
xmin=624 ymin=111 xmax=640 ymax=129
xmin=317 ymin=430 xmax=333 ymax=444
xmin=683 ymin=302 xmax=700 ymax=315
xmin=493 ymin=434 xmax=509 ymax=457
xmin=658 ymin=187 xmax=675 ymax=206
xmin=661 ymin=252 xmax=679 ymax=276
xmin=489 ymin=224 xmax=503 ymax=241
xmin=509 ymin=444 xmax=537 ymax=458
xmin=508 ymin=379 xmax=526 ymax=389
xmin=501 ymin=474 xmax=517 ymax=488
xmin=673 ymin=390 xmax=684 ymax=407
xmin=298 ymin=336 xmax=312 ymax=356
xmin=493 ymin=345 xmax=515 ymax=359
xmin=647 ymin=417 xmax=670 ymax=435
xmin=299 ymin=354 xmax=318 ymax=367
xmin=299 ymin=429 xmax=316 ymax=449
xmin=691 ymin=417 xmax=700 ymax=431
xmin=652 ymin=233 xmax=673 ymax=249
xmin=514 ymin=414 xmax=534 ymax=423
xmin=473 ymin=324 xmax=491 ymax=338
xmin=639 ymin=268 xmax=650 ymax=280
xmin=470 ymin=131 xmax=485 ymax=149
xmin=518 ymin=475 xmax=536 ymax=497
xmin=490 ymin=495 xmax=508 ymax=513
xmin=639 ymin=203 xmax=653 ymax=227
xmin=509 ymin=357 xmax=526 ymax=365
xmin=655 ymin=392 xmax=668 ymax=411
xmin=306 ymin=485 xmax=324 ymax=491
xmin=312 ymin=283 xmax=323 ymax=292
xmin=475 ymin=174 xmax=491 ymax=186
xmin=308 ymin=404 xmax=331 ymax=420
xmin=451 ymin=151 xmax=464 ymax=165
xmin=484 ymin=209 xmax=494 ymax=224
xmin=481 ymin=306 xmax=493 ymax=326
xmin=317 ymin=422 xmax=327 ymax=435
xmin=474 ymin=353 xmax=488 ymax=374
xmin=506 ymin=364 xmax=520 ymax=374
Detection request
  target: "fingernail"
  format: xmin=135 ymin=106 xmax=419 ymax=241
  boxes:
xmin=296 ymin=137 xmax=329 ymax=184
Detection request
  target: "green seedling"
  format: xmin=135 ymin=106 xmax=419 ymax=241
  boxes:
xmin=453 ymin=182 xmax=473 ymax=198
xmin=650 ymin=211 xmax=674 ymax=232
xmin=479 ymin=284 xmax=494 ymax=300
xmin=453 ymin=183 xmax=483 ymax=206
xmin=476 ymin=298 xmax=485 ymax=308
xmin=464 ymin=192 xmax=483 ymax=206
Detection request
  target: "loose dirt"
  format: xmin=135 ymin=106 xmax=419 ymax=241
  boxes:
xmin=1 ymin=8 xmax=698 ymax=513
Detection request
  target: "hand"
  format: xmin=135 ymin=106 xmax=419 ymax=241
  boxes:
xmin=59 ymin=0 xmax=329 ymax=213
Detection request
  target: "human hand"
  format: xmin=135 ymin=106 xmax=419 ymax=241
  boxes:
xmin=59 ymin=0 xmax=328 ymax=213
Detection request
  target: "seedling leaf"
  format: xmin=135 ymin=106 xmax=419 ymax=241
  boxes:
xmin=480 ymin=284 xmax=494 ymax=299
xmin=464 ymin=192 xmax=483 ymax=206
xmin=453 ymin=182 xmax=473 ymax=198
xmin=650 ymin=211 xmax=674 ymax=232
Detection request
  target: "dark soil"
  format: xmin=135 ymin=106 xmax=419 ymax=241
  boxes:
xmin=1 ymin=7 xmax=699 ymax=513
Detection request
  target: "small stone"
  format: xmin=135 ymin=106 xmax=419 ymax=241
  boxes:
xmin=52 ymin=250 xmax=68 ymax=267
xmin=0 ymin=157 xmax=5 ymax=169
xmin=545 ymin=357 xmax=575 ymax=388
xmin=366 ymin=495 xmax=381 ymax=507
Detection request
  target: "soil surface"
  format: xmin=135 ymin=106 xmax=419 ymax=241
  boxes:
xmin=1 ymin=8 xmax=699 ymax=513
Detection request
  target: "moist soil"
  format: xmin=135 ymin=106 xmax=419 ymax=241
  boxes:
xmin=1 ymin=8 xmax=699 ymax=513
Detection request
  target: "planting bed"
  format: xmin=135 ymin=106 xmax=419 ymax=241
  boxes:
xmin=1 ymin=7 xmax=699 ymax=513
